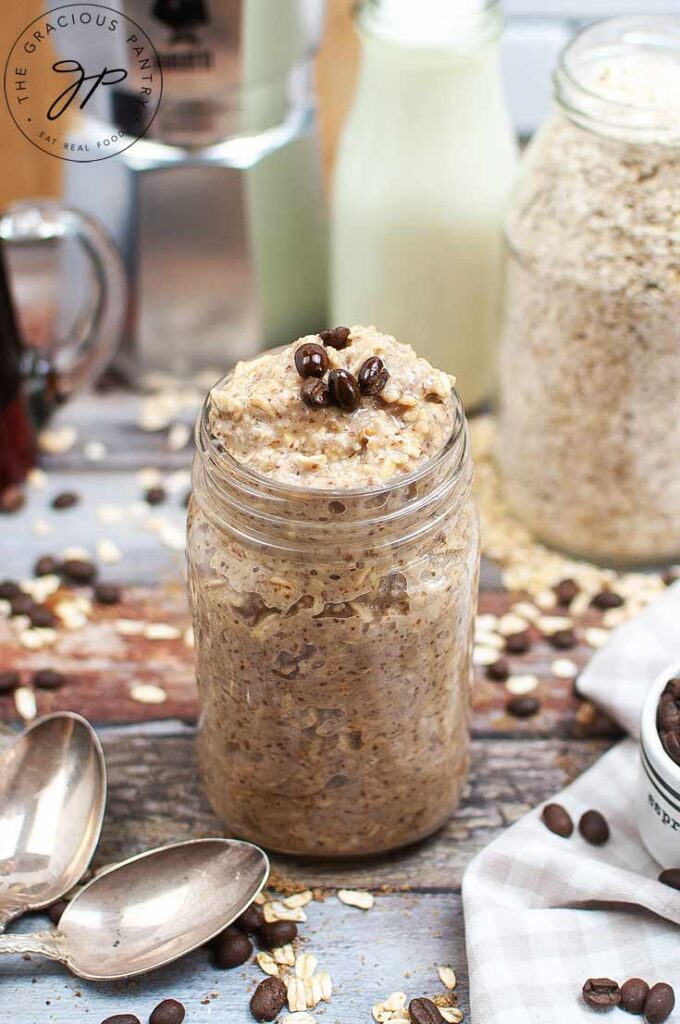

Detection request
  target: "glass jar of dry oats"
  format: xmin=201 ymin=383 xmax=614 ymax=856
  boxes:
xmin=187 ymin=328 xmax=480 ymax=856
xmin=498 ymin=17 xmax=680 ymax=566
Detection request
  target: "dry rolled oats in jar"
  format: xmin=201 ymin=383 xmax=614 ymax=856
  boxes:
xmin=187 ymin=325 xmax=479 ymax=856
xmin=499 ymin=17 xmax=680 ymax=566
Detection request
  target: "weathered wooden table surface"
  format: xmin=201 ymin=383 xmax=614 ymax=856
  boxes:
xmin=0 ymin=393 xmax=619 ymax=1024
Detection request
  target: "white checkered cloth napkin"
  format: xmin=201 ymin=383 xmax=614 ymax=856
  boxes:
xmin=463 ymin=582 xmax=680 ymax=1024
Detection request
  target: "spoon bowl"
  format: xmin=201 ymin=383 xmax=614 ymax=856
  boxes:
xmin=0 ymin=839 xmax=269 ymax=979
xmin=0 ymin=713 xmax=106 ymax=928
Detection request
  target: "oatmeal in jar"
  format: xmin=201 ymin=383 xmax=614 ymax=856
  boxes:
xmin=188 ymin=325 xmax=479 ymax=856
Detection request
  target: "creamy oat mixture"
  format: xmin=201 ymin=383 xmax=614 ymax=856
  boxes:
xmin=208 ymin=325 xmax=456 ymax=488
xmin=499 ymin=51 xmax=680 ymax=565
xmin=188 ymin=327 xmax=479 ymax=856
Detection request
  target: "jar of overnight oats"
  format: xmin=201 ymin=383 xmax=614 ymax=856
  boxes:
xmin=498 ymin=17 xmax=680 ymax=566
xmin=187 ymin=325 xmax=480 ymax=856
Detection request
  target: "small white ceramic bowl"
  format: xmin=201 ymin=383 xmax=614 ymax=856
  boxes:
xmin=638 ymin=658 xmax=680 ymax=868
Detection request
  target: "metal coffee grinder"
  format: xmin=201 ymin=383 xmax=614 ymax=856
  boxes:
xmin=63 ymin=0 xmax=328 ymax=377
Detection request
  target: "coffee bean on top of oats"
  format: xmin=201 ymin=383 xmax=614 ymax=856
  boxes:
xmin=61 ymin=558 xmax=97 ymax=584
xmin=582 ymin=978 xmax=621 ymax=1009
xmin=35 ymin=555 xmax=60 ymax=577
xmin=250 ymin=976 xmax=288 ymax=1021
xmin=258 ymin=919 xmax=298 ymax=949
xmin=506 ymin=695 xmax=539 ymax=718
xmin=541 ymin=802 xmax=574 ymax=838
xmin=301 ymin=377 xmax=330 ymax=409
xmin=358 ymin=356 xmax=389 ymax=395
xmin=210 ymin=925 xmax=252 ymax=969
xmin=29 ymin=605 xmax=56 ymax=629
xmin=319 ymin=326 xmax=351 ymax=349
xmin=294 ymin=342 xmax=329 ymax=379
xmin=236 ymin=902 xmax=265 ymax=933
xmin=409 ymin=997 xmax=445 ymax=1023
xmin=95 ymin=582 xmax=123 ymax=605
xmin=486 ymin=657 xmax=510 ymax=682
xmin=0 ymin=670 xmax=20 ymax=694
xmin=591 ymin=589 xmax=624 ymax=610
xmin=10 ymin=593 xmax=35 ymax=617
xmin=145 ymin=485 xmax=167 ymax=506
xmin=51 ymin=491 xmax=79 ymax=510
xmin=149 ymin=999 xmax=186 ymax=1024
xmin=578 ymin=809 xmax=609 ymax=846
xmin=620 ymin=978 xmax=649 ymax=1015
xmin=554 ymin=578 xmax=579 ymax=606
xmin=33 ymin=669 xmax=66 ymax=690
xmin=0 ymin=579 xmax=20 ymax=599
xmin=549 ymin=628 xmax=577 ymax=651
xmin=505 ymin=630 xmax=532 ymax=654
xmin=328 ymin=368 xmax=362 ymax=412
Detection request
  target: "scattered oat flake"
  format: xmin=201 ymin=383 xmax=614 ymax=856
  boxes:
xmin=167 ymin=422 xmax=191 ymax=451
xmin=273 ymin=944 xmax=295 ymax=966
xmin=97 ymin=504 xmax=126 ymax=525
xmin=287 ymin=977 xmax=308 ymax=1013
xmin=264 ymin=901 xmax=307 ymax=923
xmin=84 ymin=440 xmax=107 ymax=461
xmin=497 ymin=612 xmax=529 ymax=636
xmin=137 ymin=467 xmax=163 ymax=489
xmin=537 ymin=615 xmax=572 ymax=634
xmin=160 ymin=524 xmax=185 ymax=552
xmin=585 ymin=626 xmax=609 ymax=649
xmin=337 ymin=888 xmax=374 ymax=910
xmin=474 ymin=629 xmax=503 ymax=650
xmin=475 ymin=613 xmax=498 ymax=631
xmin=129 ymin=682 xmax=167 ymax=705
xmin=32 ymin=519 xmax=52 ymax=537
xmin=473 ymin=645 xmax=500 ymax=666
xmin=27 ymin=467 xmax=48 ymax=489
xmin=283 ymin=890 xmax=313 ymax=909
xmin=317 ymin=970 xmax=333 ymax=1001
xmin=116 ymin=619 xmax=146 ymax=636
xmin=14 ymin=686 xmax=37 ymax=721
xmin=438 ymin=966 xmax=457 ymax=990
xmin=505 ymin=674 xmax=539 ymax=696
xmin=38 ymin=425 xmax=77 ymax=454
xmin=440 ymin=1010 xmax=464 ymax=1023
xmin=294 ymin=953 xmax=317 ymax=980
xmin=552 ymin=658 xmax=578 ymax=679
xmin=282 ymin=1014 xmax=317 ymax=1024
xmin=183 ymin=626 xmax=195 ymax=648
xmin=256 ymin=951 xmax=280 ymax=976
xmin=97 ymin=538 xmax=122 ymax=564
xmin=144 ymin=623 xmax=182 ymax=640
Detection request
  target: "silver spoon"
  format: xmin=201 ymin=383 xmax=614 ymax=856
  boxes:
xmin=0 ymin=712 xmax=106 ymax=930
xmin=0 ymin=838 xmax=270 ymax=979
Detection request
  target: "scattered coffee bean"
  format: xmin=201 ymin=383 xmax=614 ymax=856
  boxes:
xmin=100 ymin=1016 xmax=141 ymax=1024
xmin=592 ymin=590 xmax=624 ymax=610
xmin=29 ymin=605 xmax=56 ymax=629
xmin=249 ymin=976 xmax=287 ymax=1021
xmin=579 ymin=809 xmax=610 ymax=846
xmin=10 ymin=593 xmax=35 ymax=617
xmin=541 ymin=803 xmax=574 ymax=838
xmin=554 ymin=578 xmax=579 ymax=606
xmin=486 ymin=657 xmax=510 ymax=682
xmin=294 ymin=342 xmax=329 ymax=379
xmin=47 ymin=899 xmax=68 ymax=926
xmin=582 ymin=978 xmax=621 ymax=1009
xmin=210 ymin=925 xmax=252 ymax=969
xmin=145 ymin=485 xmax=167 ymax=506
xmin=328 ymin=368 xmax=361 ymax=412
xmin=301 ymin=377 xmax=330 ymax=409
xmin=257 ymin=919 xmax=298 ymax=949
xmin=150 ymin=999 xmax=186 ymax=1024
xmin=61 ymin=558 xmax=97 ymax=584
xmin=506 ymin=695 xmax=539 ymax=718
xmin=644 ymin=983 xmax=675 ymax=1024
xmin=51 ymin=491 xmax=79 ymax=510
xmin=33 ymin=669 xmax=66 ymax=691
xmin=620 ymin=978 xmax=650 ymax=1015
xmin=549 ymin=628 xmax=577 ymax=651
xmin=409 ymin=997 xmax=445 ymax=1023
xmin=0 ymin=579 xmax=20 ymax=599
xmin=505 ymin=630 xmax=532 ymax=654
xmin=319 ymin=326 xmax=351 ymax=350
xmin=658 ymin=868 xmax=680 ymax=891
xmin=358 ymin=356 xmax=389 ymax=395
xmin=0 ymin=485 xmax=25 ymax=514
xmin=95 ymin=582 xmax=123 ymax=606
xmin=0 ymin=671 xmax=20 ymax=694
xmin=34 ymin=555 xmax=60 ymax=577
xmin=236 ymin=902 xmax=265 ymax=933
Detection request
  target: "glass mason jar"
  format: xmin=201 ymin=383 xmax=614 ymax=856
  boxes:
xmin=498 ymin=17 xmax=680 ymax=566
xmin=187 ymin=383 xmax=479 ymax=857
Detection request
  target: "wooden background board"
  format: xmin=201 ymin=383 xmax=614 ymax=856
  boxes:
xmin=0 ymin=392 xmax=622 ymax=1023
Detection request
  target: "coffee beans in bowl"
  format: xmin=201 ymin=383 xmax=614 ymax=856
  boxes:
xmin=657 ymin=677 xmax=680 ymax=766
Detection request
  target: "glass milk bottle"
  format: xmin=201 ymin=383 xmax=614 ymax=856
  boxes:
xmin=331 ymin=0 xmax=517 ymax=410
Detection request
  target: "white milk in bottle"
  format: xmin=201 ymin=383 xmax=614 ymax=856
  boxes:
xmin=331 ymin=0 xmax=517 ymax=409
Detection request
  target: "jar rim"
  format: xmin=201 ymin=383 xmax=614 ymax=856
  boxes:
xmin=553 ymin=16 xmax=680 ymax=144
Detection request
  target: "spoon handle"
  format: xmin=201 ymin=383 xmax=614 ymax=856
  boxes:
xmin=0 ymin=930 xmax=66 ymax=963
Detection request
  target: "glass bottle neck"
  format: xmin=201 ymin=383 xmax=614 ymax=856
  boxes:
xmin=358 ymin=0 xmax=502 ymax=48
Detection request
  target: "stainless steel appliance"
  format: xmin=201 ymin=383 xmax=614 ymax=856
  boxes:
xmin=63 ymin=0 xmax=328 ymax=377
